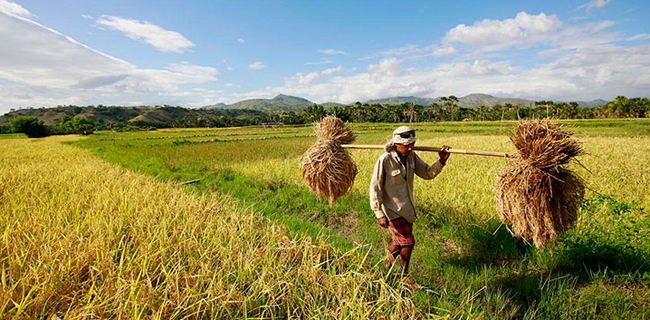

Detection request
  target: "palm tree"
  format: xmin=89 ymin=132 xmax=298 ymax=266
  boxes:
xmin=441 ymin=95 xmax=459 ymax=121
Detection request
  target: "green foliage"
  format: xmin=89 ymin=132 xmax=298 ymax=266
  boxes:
xmin=2 ymin=96 xmax=647 ymax=134
xmin=595 ymin=96 xmax=649 ymax=118
xmin=9 ymin=116 xmax=49 ymax=137
xmin=555 ymin=194 xmax=649 ymax=275
xmin=48 ymin=115 xmax=96 ymax=135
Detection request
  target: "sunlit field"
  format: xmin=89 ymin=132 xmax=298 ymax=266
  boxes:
xmin=2 ymin=118 xmax=649 ymax=318
xmin=0 ymin=137 xmax=416 ymax=319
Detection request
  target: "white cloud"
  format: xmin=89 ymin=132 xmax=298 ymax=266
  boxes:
xmin=237 ymin=38 xmax=244 ymax=43
xmin=321 ymin=66 xmax=344 ymax=75
xmin=96 ymin=15 xmax=195 ymax=53
xmin=238 ymin=44 xmax=650 ymax=104
xmin=440 ymin=11 xmax=626 ymax=58
xmin=628 ymin=34 xmax=650 ymax=41
xmin=373 ymin=44 xmax=423 ymax=57
xmin=248 ymin=61 xmax=266 ymax=69
xmin=0 ymin=12 xmax=218 ymax=111
xmin=432 ymin=47 xmax=456 ymax=57
xmin=0 ymin=0 xmax=31 ymax=18
xmin=285 ymin=72 xmax=320 ymax=87
xmin=81 ymin=14 xmax=92 ymax=20
xmin=554 ymin=22 xmax=620 ymax=49
xmin=0 ymin=12 xmax=134 ymax=88
xmin=367 ymin=58 xmax=406 ymax=77
xmin=445 ymin=12 xmax=562 ymax=52
xmin=165 ymin=62 xmax=219 ymax=82
xmin=577 ymin=0 xmax=612 ymax=12
xmin=305 ymin=59 xmax=335 ymax=65
xmin=318 ymin=49 xmax=346 ymax=55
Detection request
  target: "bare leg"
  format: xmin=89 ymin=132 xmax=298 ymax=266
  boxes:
xmin=389 ymin=244 xmax=401 ymax=258
xmin=385 ymin=243 xmax=401 ymax=269
xmin=399 ymin=245 xmax=413 ymax=273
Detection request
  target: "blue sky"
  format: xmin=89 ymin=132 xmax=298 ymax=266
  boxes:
xmin=0 ymin=0 xmax=648 ymax=114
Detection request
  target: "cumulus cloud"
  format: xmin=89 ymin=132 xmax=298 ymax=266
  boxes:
xmin=318 ymin=49 xmax=346 ymax=55
xmin=577 ymin=0 xmax=612 ymax=12
xmin=248 ymin=61 xmax=266 ymax=69
xmin=237 ymin=38 xmax=244 ymax=43
xmin=96 ymin=15 xmax=195 ymax=53
xmin=239 ymin=43 xmax=650 ymax=104
xmin=445 ymin=12 xmax=562 ymax=52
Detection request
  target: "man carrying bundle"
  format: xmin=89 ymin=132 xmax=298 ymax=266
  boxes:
xmin=369 ymin=126 xmax=450 ymax=284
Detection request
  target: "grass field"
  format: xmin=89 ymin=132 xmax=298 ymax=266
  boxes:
xmin=0 ymin=137 xmax=416 ymax=318
xmin=2 ymin=119 xmax=649 ymax=318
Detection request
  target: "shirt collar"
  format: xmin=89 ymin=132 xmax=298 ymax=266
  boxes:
xmin=390 ymin=149 xmax=412 ymax=162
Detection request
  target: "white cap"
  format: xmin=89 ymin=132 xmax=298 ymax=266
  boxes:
xmin=392 ymin=126 xmax=416 ymax=145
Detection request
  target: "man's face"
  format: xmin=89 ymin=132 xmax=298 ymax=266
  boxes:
xmin=395 ymin=143 xmax=415 ymax=156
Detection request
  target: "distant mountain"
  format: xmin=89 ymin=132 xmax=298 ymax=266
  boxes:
xmin=457 ymin=93 xmax=534 ymax=108
xmin=201 ymin=102 xmax=226 ymax=109
xmin=197 ymin=93 xmax=608 ymax=112
xmin=577 ymin=99 xmax=608 ymax=107
xmin=366 ymin=96 xmax=440 ymax=106
xmin=205 ymin=94 xmax=314 ymax=112
xmin=321 ymin=102 xmax=345 ymax=108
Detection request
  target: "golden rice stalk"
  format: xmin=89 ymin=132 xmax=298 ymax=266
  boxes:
xmin=301 ymin=116 xmax=358 ymax=204
xmin=496 ymin=119 xmax=585 ymax=249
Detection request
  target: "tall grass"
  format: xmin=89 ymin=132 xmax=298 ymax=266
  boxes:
xmin=0 ymin=137 xmax=418 ymax=318
xmin=66 ymin=119 xmax=650 ymax=318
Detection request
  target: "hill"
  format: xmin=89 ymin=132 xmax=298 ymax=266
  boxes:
xmin=366 ymin=96 xmax=440 ymax=106
xmin=205 ymin=94 xmax=314 ymax=112
xmin=457 ymin=93 xmax=534 ymax=108
xmin=197 ymin=93 xmax=608 ymax=113
xmin=0 ymin=105 xmax=266 ymax=128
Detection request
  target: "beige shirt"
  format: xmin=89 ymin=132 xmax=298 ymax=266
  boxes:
xmin=369 ymin=150 xmax=444 ymax=223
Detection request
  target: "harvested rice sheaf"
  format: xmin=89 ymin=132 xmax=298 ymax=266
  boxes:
xmin=496 ymin=119 xmax=586 ymax=249
xmin=301 ymin=116 xmax=358 ymax=204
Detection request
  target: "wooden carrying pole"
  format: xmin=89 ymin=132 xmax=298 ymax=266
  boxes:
xmin=340 ymin=144 xmax=514 ymax=158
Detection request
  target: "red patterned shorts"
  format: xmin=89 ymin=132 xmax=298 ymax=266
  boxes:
xmin=388 ymin=217 xmax=415 ymax=246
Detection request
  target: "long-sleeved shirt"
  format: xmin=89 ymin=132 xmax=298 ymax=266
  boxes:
xmin=369 ymin=150 xmax=444 ymax=223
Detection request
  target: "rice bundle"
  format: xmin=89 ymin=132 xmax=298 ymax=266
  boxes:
xmin=496 ymin=119 xmax=585 ymax=249
xmin=300 ymin=116 xmax=358 ymax=204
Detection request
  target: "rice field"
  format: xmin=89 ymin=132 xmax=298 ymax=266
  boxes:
xmin=0 ymin=136 xmax=417 ymax=319
xmin=2 ymin=119 xmax=649 ymax=318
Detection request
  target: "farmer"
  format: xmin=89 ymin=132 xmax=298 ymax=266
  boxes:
xmin=369 ymin=126 xmax=450 ymax=279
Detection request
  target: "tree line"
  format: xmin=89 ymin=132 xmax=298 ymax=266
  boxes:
xmin=292 ymin=95 xmax=649 ymax=124
xmin=2 ymin=96 xmax=648 ymax=137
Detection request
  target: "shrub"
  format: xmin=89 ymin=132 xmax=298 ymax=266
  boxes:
xmin=9 ymin=116 xmax=49 ymax=138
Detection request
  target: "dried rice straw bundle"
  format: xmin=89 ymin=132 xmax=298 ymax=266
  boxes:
xmin=496 ymin=119 xmax=585 ymax=249
xmin=300 ymin=116 xmax=358 ymax=204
